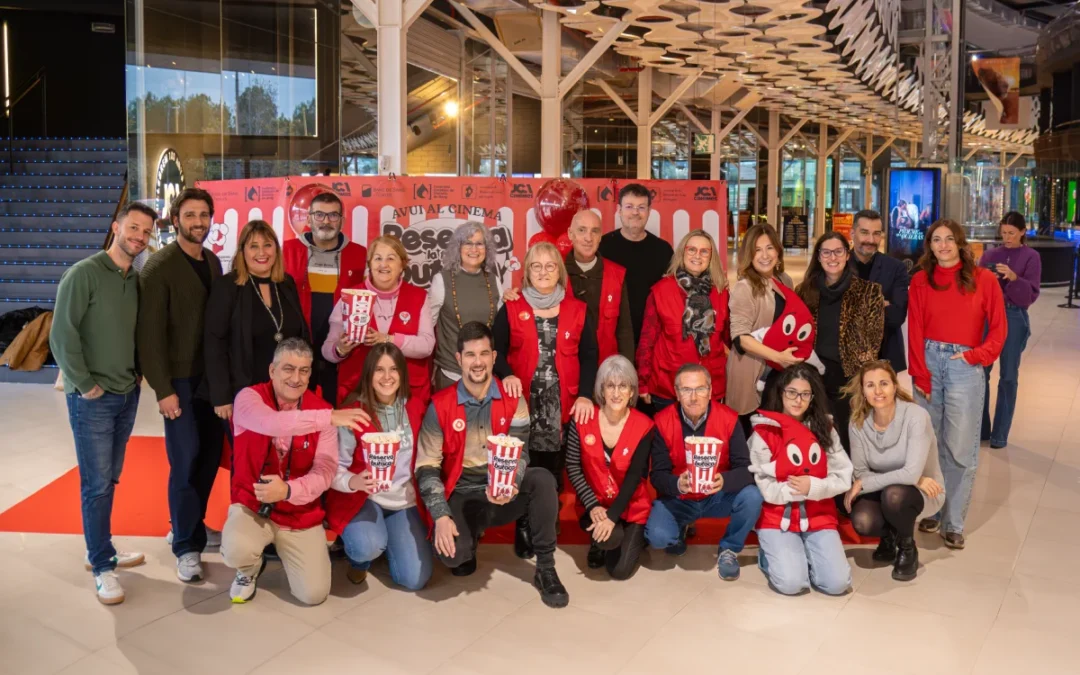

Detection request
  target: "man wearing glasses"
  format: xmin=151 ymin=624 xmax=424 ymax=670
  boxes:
xmin=283 ymin=192 xmax=368 ymax=404
xmin=644 ymin=364 xmax=763 ymax=581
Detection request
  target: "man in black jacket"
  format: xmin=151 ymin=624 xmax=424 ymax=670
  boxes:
xmin=850 ymin=210 xmax=909 ymax=372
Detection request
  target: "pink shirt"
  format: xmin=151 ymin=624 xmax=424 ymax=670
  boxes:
xmin=233 ymin=388 xmax=338 ymax=507
xmin=321 ymin=278 xmax=436 ymax=363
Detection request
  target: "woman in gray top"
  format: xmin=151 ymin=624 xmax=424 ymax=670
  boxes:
xmin=843 ymin=360 xmax=945 ymax=582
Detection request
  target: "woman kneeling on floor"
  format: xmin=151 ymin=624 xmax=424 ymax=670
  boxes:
xmin=750 ymin=364 xmax=853 ymax=596
xmin=842 ymin=360 xmax=945 ymax=582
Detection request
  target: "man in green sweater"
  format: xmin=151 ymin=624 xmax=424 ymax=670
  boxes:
xmin=50 ymin=201 xmax=157 ymax=606
xmin=137 ymin=188 xmax=224 ymax=584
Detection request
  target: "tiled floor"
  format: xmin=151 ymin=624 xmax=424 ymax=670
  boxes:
xmin=2 ymin=262 xmax=1080 ymax=674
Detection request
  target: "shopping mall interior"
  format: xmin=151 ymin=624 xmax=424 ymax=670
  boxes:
xmin=2 ymin=0 xmax=1080 ymax=673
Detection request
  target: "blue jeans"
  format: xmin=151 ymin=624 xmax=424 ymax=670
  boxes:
xmin=645 ymin=485 xmax=764 ymax=553
xmin=66 ymin=389 xmax=140 ymax=575
xmin=916 ymin=340 xmax=985 ymax=535
xmin=164 ymin=376 xmax=224 ymax=557
xmin=340 ymin=500 xmax=432 ymax=591
xmin=757 ymin=528 xmax=850 ymax=596
xmin=982 ymin=306 xmax=1030 ymax=447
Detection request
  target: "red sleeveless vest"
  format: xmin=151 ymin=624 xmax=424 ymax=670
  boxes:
xmin=646 ymin=276 xmax=730 ymax=401
xmin=574 ymin=406 xmax=654 ymax=524
xmin=505 ymin=295 xmax=586 ymax=424
xmin=336 ymin=280 xmax=432 ymax=407
xmin=752 ymin=410 xmax=838 ymax=533
xmin=324 ymin=396 xmax=427 ymax=535
xmin=566 ymin=258 xmax=627 ymax=363
xmin=282 ymin=237 xmax=368 ymax=329
xmin=230 ymin=382 xmax=329 ymax=530
xmin=654 ymin=401 xmax=739 ymax=501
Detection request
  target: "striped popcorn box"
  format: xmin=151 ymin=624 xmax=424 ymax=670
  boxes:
xmin=486 ymin=434 xmax=524 ymax=500
xmin=684 ymin=436 xmax=724 ymax=494
xmin=360 ymin=432 xmax=402 ymax=494
xmin=342 ymin=289 xmax=377 ymax=343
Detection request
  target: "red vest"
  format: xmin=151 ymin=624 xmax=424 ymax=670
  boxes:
xmin=565 ymin=258 xmax=627 ymax=363
xmin=324 ymin=396 xmax=427 ymax=535
xmin=752 ymin=410 xmax=838 ymax=533
xmin=230 ymin=382 xmax=329 ymax=530
xmin=431 ymin=378 xmax=519 ymax=501
xmin=574 ymin=406 xmax=654 ymax=525
xmin=336 ymin=281 xmax=432 ymax=407
xmin=282 ymin=237 xmax=368 ymax=329
xmin=505 ymin=295 xmax=586 ymax=424
xmin=654 ymin=401 xmax=739 ymax=501
xmin=645 ymin=277 xmax=730 ymax=401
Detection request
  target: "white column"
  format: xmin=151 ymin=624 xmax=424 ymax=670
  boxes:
xmin=766 ymin=109 xmax=780 ymax=227
xmin=540 ymin=10 xmax=562 ymax=177
xmin=636 ymin=66 xmax=653 ymax=179
xmin=376 ymin=1 xmax=407 ymax=175
xmin=864 ymin=133 xmax=874 ymax=209
xmin=816 ymin=122 xmax=828 ymax=232
xmin=710 ymin=106 xmax=721 ymax=181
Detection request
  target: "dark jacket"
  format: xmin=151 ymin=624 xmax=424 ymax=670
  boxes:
xmin=804 ymin=274 xmax=885 ymax=378
xmin=867 ymin=253 xmax=910 ymax=372
xmin=204 ymin=271 xmax=310 ymax=407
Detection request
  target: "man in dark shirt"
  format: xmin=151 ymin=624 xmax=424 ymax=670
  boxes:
xmin=645 ymin=364 xmax=763 ymax=581
xmin=850 ymin=209 xmax=909 ymax=372
xmin=598 ymin=183 xmax=675 ymax=347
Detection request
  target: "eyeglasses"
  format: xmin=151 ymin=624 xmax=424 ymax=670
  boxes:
xmin=604 ymin=383 xmax=632 ymax=394
xmin=529 ymin=262 xmax=559 ymax=274
xmin=676 ymin=385 xmax=710 ymax=397
xmin=621 ymin=204 xmax=649 ymax=214
xmin=461 ymin=241 xmax=486 ymax=250
xmin=310 ymin=212 xmax=342 ymax=223
xmin=685 ymin=246 xmax=712 ymax=258
xmin=818 ymin=248 xmax=847 ymax=260
xmin=783 ymin=388 xmax=813 ymax=402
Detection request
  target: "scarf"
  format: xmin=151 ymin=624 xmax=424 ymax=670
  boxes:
xmin=676 ymin=269 xmax=715 ymax=356
xmin=817 ymin=264 xmax=852 ymax=304
xmin=522 ymin=284 xmax=565 ymax=311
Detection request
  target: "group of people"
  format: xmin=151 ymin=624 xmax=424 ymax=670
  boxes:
xmin=50 ymin=181 xmax=1039 ymax=608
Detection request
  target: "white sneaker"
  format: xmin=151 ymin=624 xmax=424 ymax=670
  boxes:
xmin=95 ymin=571 xmax=125 ymax=605
xmin=230 ymin=571 xmax=259 ymax=604
xmin=165 ymin=529 xmax=173 ymax=546
xmin=176 ymin=552 xmax=203 ymax=583
xmin=84 ymin=551 xmax=145 ymax=571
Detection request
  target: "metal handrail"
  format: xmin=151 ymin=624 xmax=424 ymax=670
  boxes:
xmin=5 ymin=67 xmax=47 ymax=172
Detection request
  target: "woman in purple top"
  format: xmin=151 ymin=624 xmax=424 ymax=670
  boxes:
xmin=979 ymin=212 xmax=1041 ymax=448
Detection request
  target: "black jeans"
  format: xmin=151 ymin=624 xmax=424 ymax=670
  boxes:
xmin=437 ymin=467 xmax=560 ymax=569
xmin=821 ymin=357 xmax=852 ymax=454
xmin=579 ymin=515 xmax=646 ymax=580
xmin=850 ymin=485 xmax=925 ymax=539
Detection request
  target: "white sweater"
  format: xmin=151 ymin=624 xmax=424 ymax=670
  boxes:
xmin=749 ymin=426 xmax=853 ymax=505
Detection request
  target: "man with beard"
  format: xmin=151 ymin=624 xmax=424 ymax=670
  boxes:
xmin=137 ymin=188 xmax=225 ymax=583
xmin=282 ymin=192 xmax=367 ymax=405
xmin=51 ymin=202 xmax=157 ymax=605
xmin=850 ymin=210 xmax=909 ymax=372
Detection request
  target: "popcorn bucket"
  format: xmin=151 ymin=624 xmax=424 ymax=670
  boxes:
xmin=341 ymin=289 xmax=377 ymax=343
xmin=360 ymin=432 xmax=401 ymax=494
xmin=486 ymin=434 xmax=524 ymax=499
xmin=684 ymin=436 xmax=724 ymax=494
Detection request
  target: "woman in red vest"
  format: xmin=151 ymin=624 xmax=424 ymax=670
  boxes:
xmin=566 ymin=355 xmax=654 ymax=580
xmin=637 ymin=229 xmax=730 ymax=412
xmin=749 ymin=363 xmax=853 ymax=596
xmin=322 ymin=235 xmax=435 ymax=407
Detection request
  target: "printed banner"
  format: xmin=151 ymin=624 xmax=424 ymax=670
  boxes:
xmin=973 ymin=57 xmax=1020 ymax=127
xmin=195 ymin=176 xmax=728 ymax=289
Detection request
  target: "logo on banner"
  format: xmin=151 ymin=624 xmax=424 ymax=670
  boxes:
xmin=694 ymin=186 xmax=718 ymax=201
xmin=362 ymin=185 xmax=373 ymax=198
xmin=414 ymin=184 xmax=431 ymax=199
xmin=332 ymin=182 xmax=352 ymax=197
xmin=383 ymin=219 xmax=518 ymax=290
xmin=464 ymin=185 xmax=475 ymax=198
xmin=154 ymin=148 xmax=185 ymax=207
xmin=598 ymin=186 xmax=614 ymax=202
xmin=245 ymin=186 xmax=279 ymax=202
xmin=510 ymin=183 xmax=534 ymax=199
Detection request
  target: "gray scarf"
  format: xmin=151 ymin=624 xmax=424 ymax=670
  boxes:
xmin=522 ymin=284 xmax=565 ymax=310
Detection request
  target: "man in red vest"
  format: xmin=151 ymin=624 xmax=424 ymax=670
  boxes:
xmin=645 ymin=364 xmax=763 ymax=581
xmin=415 ymin=322 xmax=569 ymax=608
xmin=222 ymin=338 xmax=368 ymax=605
xmin=565 ymin=209 xmax=634 ymax=364
xmin=282 ymin=192 xmax=368 ymax=405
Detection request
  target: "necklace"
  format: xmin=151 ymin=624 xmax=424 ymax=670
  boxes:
xmin=450 ymin=269 xmax=494 ymax=328
xmin=252 ymin=278 xmax=284 ymax=342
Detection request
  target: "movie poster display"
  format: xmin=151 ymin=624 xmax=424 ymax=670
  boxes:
xmin=887 ymin=168 xmax=940 ymax=265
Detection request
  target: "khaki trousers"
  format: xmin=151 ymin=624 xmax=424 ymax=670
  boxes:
xmin=221 ymin=503 xmax=331 ymax=606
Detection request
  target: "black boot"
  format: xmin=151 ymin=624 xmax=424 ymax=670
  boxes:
xmin=514 ymin=517 xmax=535 ymax=560
xmin=892 ymin=536 xmax=918 ymax=582
xmin=533 ymin=567 xmax=569 ymax=608
xmin=451 ymin=556 xmax=478 ymax=577
xmin=587 ymin=543 xmax=605 ymax=569
xmin=872 ymin=527 xmax=897 ymax=564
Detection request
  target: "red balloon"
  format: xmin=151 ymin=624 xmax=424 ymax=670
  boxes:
xmin=534 ymin=179 xmax=588 ymax=238
xmin=555 ymin=233 xmax=573 ymax=256
xmin=528 ymin=231 xmax=556 ymax=248
xmin=288 ymin=182 xmax=335 ymax=237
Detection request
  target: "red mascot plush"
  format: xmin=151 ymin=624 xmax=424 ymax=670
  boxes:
xmin=751 ymin=410 xmax=837 ymax=533
xmin=749 ymin=280 xmax=823 ymax=390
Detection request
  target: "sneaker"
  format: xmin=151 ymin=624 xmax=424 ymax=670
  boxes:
xmin=176 ymin=552 xmax=203 ymax=583
xmin=165 ymin=529 xmax=173 ymax=546
xmin=665 ymin=525 xmax=690 ymax=557
xmin=95 ymin=571 xmax=125 ymax=605
xmin=84 ymin=551 xmax=145 ymax=572
xmin=918 ymin=518 xmax=941 ymax=534
xmin=533 ymin=567 xmax=569 ymax=608
xmin=717 ymin=549 xmax=740 ymax=581
xmin=451 ymin=557 xmax=478 ymax=577
xmin=230 ymin=558 xmax=267 ymax=604
xmin=205 ymin=527 xmax=222 ymax=549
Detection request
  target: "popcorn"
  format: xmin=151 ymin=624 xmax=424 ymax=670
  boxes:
xmin=341 ymin=289 xmax=377 ymax=343
xmin=360 ymin=431 xmax=402 ymax=494
xmin=486 ymin=435 xmax=524 ymax=499
xmin=684 ymin=436 xmax=725 ymax=494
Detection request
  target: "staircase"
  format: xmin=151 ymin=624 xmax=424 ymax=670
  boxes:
xmin=0 ymin=137 xmax=127 ymax=384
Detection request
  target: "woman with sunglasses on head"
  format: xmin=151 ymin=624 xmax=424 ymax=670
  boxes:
xmin=908 ymin=219 xmax=1005 ymax=550
xmin=796 ymin=232 xmax=884 ymax=453
xmin=842 ymin=360 xmax=945 ymax=581
xmin=636 ymin=229 xmax=729 ymax=414
xmin=749 ymin=364 xmax=852 ymax=596
xmin=979 ymin=212 xmax=1041 ymax=449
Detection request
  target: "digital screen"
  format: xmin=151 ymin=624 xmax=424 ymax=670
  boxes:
xmin=1067 ymin=180 xmax=1076 ymax=224
xmin=888 ymin=168 xmax=940 ymax=264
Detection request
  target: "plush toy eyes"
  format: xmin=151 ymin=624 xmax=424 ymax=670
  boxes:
xmin=782 ymin=314 xmax=796 ymax=336
xmin=796 ymin=322 xmax=812 ymax=342
xmin=786 ymin=443 xmax=803 ymax=466
xmin=808 ymin=443 xmax=822 ymax=465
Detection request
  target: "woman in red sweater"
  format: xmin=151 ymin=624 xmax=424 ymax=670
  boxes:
xmin=908 ymin=219 xmax=1006 ymax=550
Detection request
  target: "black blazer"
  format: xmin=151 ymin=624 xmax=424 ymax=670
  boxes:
xmin=204 ymin=271 xmax=310 ymax=407
xmin=868 ymin=253 xmax=910 ymax=372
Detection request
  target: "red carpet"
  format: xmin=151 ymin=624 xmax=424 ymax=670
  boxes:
xmin=0 ymin=436 xmax=870 ymax=545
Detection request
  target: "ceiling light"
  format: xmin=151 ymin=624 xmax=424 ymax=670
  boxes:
xmin=443 ymin=100 xmax=459 ymax=118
